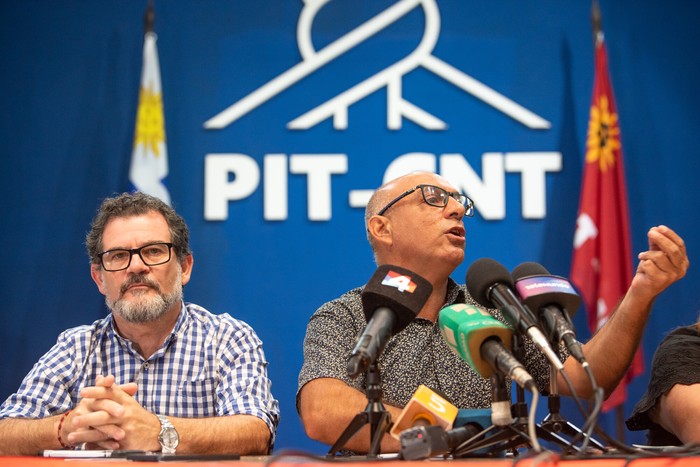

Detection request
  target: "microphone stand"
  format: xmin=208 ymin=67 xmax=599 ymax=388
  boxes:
xmin=540 ymin=363 xmax=607 ymax=452
xmin=455 ymin=333 xmax=598 ymax=457
xmin=454 ymin=334 xmax=541 ymax=457
xmin=327 ymin=362 xmax=391 ymax=458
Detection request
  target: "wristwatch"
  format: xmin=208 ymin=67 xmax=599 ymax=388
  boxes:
xmin=157 ymin=415 xmax=179 ymax=454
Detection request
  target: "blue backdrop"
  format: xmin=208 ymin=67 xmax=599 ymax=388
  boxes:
xmin=1 ymin=0 xmax=699 ymax=453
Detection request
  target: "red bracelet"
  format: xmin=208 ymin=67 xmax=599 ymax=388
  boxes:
xmin=57 ymin=410 xmax=74 ymax=449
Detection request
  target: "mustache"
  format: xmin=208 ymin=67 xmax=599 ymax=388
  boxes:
xmin=119 ymin=274 xmax=162 ymax=296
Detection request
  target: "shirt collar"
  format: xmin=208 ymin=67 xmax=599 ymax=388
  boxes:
xmin=107 ymin=301 xmax=189 ymax=357
xmin=444 ymin=277 xmax=466 ymax=306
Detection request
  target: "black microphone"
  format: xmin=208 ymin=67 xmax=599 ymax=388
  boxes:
xmin=347 ymin=265 xmax=432 ymax=377
xmin=466 ymin=258 xmax=563 ymax=370
xmin=512 ymin=262 xmax=586 ymax=363
xmin=399 ymin=409 xmax=491 ymax=460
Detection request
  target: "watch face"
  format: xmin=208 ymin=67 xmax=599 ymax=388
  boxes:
xmin=161 ymin=428 xmax=179 ymax=448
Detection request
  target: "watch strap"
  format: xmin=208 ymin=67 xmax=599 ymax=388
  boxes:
xmin=157 ymin=415 xmax=179 ymax=454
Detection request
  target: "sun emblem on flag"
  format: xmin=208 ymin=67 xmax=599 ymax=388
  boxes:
xmin=134 ymin=85 xmax=165 ymax=156
xmin=585 ymin=95 xmax=620 ymax=172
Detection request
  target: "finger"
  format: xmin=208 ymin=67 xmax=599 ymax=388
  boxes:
xmin=647 ymin=226 xmax=672 ymax=252
xmin=654 ymin=225 xmax=686 ymax=251
xmin=119 ymin=382 xmax=138 ymax=397
xmin=96 ymin=375 xmax=116 ymax=388
xmin=91 ymin=424 xmax=126 ymax=442
xmin=85 ymin=374 xmax=118 ymax=391
xmin=73 ymin=436 xmax=120 ymax=450
xmin=636 ymin=254 xmax=687 ymax=290
xmin=72 ymin=397 xmax=97 ymax=419
xmin=73 ymin=402 xmax=125 ymax=427
xmin=636 ymin=258 xmax=663 ymax=279
xmin=85 ymin=440 xmax=121 ymax=450
xmin=67 ymin=427 xmax=120 ymax=447
xmin=648 ymin=225 xmax=687 ymax=256
xmin=639 ymin=257 xmax=683 ymax=286
xmin=639 ymin=245 xmax=688 ymax=278
xmin=80 ymin=383 xmax=130 ymax=401
xmin=637 ymin=250 xmax=672 ymax=273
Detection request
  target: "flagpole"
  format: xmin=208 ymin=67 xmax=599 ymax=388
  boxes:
xmin=591 ymin=0 xmax=603 ymax=46
xmin=590 ymin=0 xmax=626 ymax=443
xmin=145 ymin=0 xmax=154 ymax=34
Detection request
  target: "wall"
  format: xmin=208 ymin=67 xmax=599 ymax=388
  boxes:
xmin=1 ymin=0 xmax=699 ymax=452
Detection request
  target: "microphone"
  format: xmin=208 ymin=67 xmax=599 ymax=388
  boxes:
xmin=465 ymin=258 xmax=564 ymax=371
xmin=389 ymin=385 xmax=458 ymax=440
xmin=438 ymin=303 xmax=536 ymax=391
xmin=512 ymin=262 xmax=586 ymax=363
xmin=347 ymin=265 xmax=432 ymax=377
xmin=399 ymin=409 xmax=491 ymax=460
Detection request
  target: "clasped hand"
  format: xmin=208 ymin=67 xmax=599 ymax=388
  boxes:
xmin=633 ymin=225 xmax=689 ymax=301
xmin=62 ymin=375 xmax=160 ymax=451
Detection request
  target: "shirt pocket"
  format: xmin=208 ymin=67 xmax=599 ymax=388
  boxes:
xmin=176 ymin=377 xmax=217 ymax=417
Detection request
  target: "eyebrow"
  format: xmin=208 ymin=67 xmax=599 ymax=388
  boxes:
xmin=101 ymin=240 xmax=170 ymax=251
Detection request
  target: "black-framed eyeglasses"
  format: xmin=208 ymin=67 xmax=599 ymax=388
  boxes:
xmin=377 ymin=184 xmax=475 ymax=217
xmin=97 ymin=242 xmax=175 ymax=272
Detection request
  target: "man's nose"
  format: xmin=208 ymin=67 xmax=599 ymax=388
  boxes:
xmin=127 ymin=252 xmax=150 ymax=272
xmin=445 ymin=196 xmax=466 ymax=219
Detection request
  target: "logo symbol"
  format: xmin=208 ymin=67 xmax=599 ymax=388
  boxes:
xmin=382 ymin=270 xmax=417 ymax=292
xmin=205 ymin=0 xmax=551 ymax=130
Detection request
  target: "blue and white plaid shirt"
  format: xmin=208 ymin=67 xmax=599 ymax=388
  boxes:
xmin=0 ymin=302 xmax=280 ymax=443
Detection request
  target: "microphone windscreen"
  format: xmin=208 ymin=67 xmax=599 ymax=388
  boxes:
xmin=512 ymin=262 xmax=581 ymax=315
xmin=511 ymin=261 xmax=548 ymax=280
xmin=465 ymin=258 xmax=514 ymax=308
xmin=361 ymin=265 xmax=432 ymax=333
xmin=439 ymin=303 xmax=513 ymax=378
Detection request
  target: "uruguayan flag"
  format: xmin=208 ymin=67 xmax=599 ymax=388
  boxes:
xmin=129 ymin=31 xmax=170 ymax=205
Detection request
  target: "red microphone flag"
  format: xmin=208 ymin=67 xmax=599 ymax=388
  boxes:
xmin=570 ymin=34 xmax=643 ymax=412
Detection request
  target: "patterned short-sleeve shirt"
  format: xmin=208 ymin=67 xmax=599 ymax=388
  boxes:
xmin=298 ymin=279 xmax=561 ymax=411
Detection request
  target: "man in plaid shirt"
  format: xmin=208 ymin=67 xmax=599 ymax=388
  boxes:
xmin=0 ymin=192 xmax=279 ymax=455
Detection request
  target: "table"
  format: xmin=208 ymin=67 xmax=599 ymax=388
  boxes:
xmin=1 ymin=455 xmax=699 ymax=467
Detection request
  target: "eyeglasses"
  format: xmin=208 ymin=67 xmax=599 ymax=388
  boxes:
xmin=377 ymin=184 xmax=475 ymax=217
xmin=97 ymin=242 xmax=175 ymax=272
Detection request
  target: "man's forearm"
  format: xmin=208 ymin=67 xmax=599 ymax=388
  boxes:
xmin=560 ymin=292 xmax=653 ymax=399
xmin=170 ymin=414 xmax=272 ymax=455
xmin=299 ymin=378 xmax=402 ymax=454
xmin=0 ymin=416 xmax=63 ymax=456
xmin=560 ymin=225 xmax=689 ymax=399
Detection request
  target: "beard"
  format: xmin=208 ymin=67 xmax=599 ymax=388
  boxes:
xmin=106 ymin=271 xmax=183 ymax=324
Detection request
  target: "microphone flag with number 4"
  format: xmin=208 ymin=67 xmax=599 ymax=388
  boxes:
xmin=346 ymin=265 xmax=432 ymax=377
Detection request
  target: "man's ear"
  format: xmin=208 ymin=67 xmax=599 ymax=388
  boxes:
xmin=180 ymin=254 xmax=194 ymax=286
xmin=367 ymin=215 xmax=393 ymax=248
xmin=90 ymin=264 xmax=107 ymax=296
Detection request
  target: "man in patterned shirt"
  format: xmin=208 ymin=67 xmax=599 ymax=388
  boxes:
xmin=0 ymin=192 xmax=279 ymax=455
xmin=297 ymin=171 xmax=688 ymax=454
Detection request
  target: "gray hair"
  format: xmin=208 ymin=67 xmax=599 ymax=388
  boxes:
xmin=364 ymin=182 xmax=396 ymax=263
xmin=85 ymin=192 xmax=191 ymax=265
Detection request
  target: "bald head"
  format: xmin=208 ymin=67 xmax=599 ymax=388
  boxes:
xmin=366 ymin=172 xmax=456 ymax=222
xmin=365 ymin=171 xmax=458 ymax=254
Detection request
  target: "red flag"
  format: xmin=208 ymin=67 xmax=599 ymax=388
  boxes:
xmin=570 ymin=35 xmax=643 ymax=412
